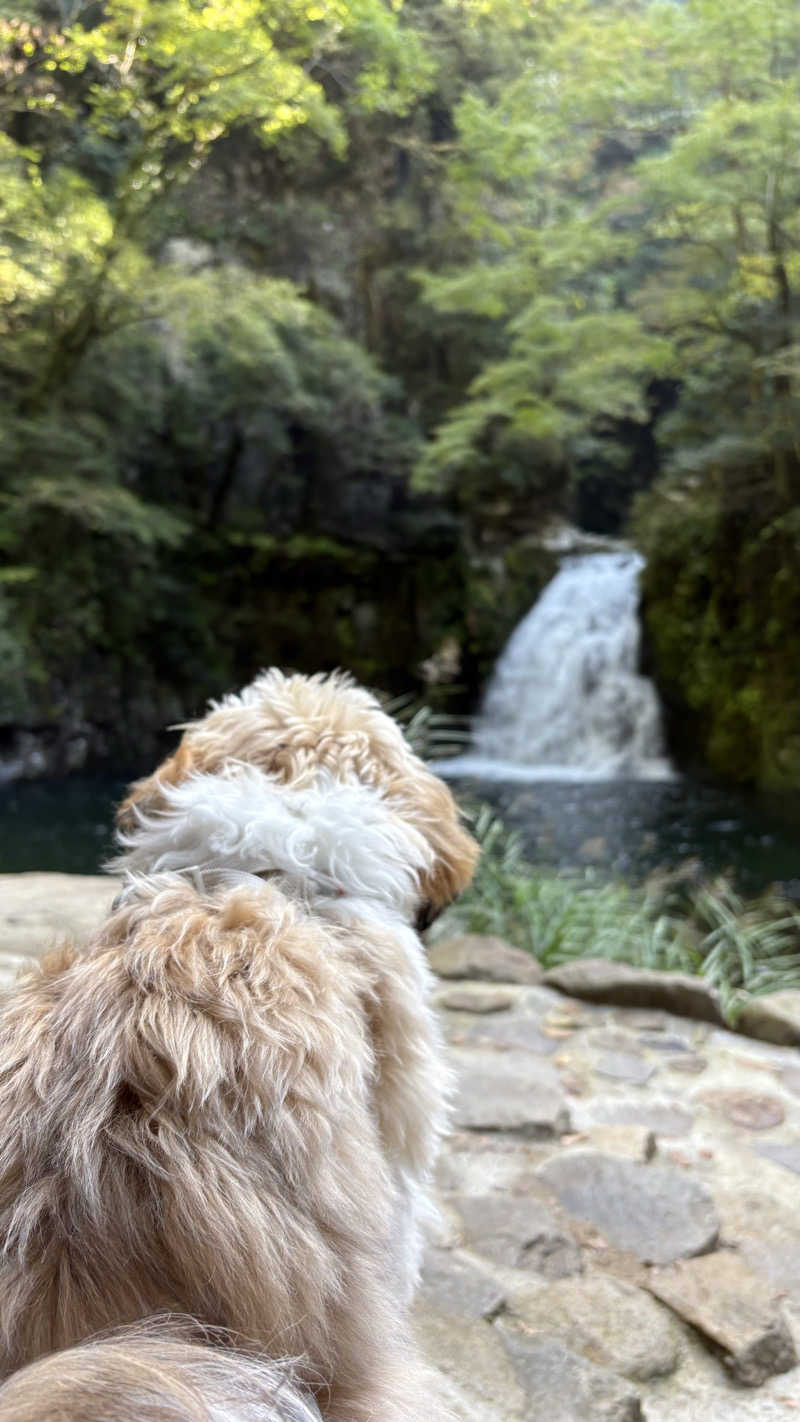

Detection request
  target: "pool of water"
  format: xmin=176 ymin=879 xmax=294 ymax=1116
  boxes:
xmin=0 ymin=776 xmax=129 ymax=874
xmin=1 ymin=771 xmax=799 ymax=896
xmin=451 ymin=774 xmax=800 ymax=897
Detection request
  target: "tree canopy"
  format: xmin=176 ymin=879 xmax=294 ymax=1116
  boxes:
xmin=1 ymin=0 xmax=798 ymax=784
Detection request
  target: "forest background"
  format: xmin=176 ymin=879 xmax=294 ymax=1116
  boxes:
xmin=1 ymin=0 xmax=798 ymax=790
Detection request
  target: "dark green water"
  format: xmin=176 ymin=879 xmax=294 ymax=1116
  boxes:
xmin=1 ymin=772 xmax=799 ymax=896
xmin=0 ymin=776 xmax=129 ymax=874
xmin=454 ymin=775 xmax=800 ymax=897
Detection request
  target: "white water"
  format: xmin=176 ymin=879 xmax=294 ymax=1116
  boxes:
xmin=438 ymin=551 xmax=673 ymax=783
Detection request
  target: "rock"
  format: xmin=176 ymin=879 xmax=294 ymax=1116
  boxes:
xmin=495 ymin=1327 xmax=644 ymax=1421
xmin=452 ymin=1190 xmax=583 ymax=1277
xmin=636 ymin=1032 xmax=692 ymax=1052
xmin=595 ymin=1052 xmax=656 ymax=1084
xmin=0 ymin=873 xmax=117 ymax=962
xmin=507 ymin=1273 xmax=682 ymax=1381
xmin=664 ymin=1054 xmax=708 ymax=1074
xmin=429 ymin=934 xmax=542 ymax=986
xmin=587 ymin=1101 xmax=694 ymax=1138
xmin=543 ymin=960 xmax=724 ymax=1024
xmin=414 ymin=1307 xmax=528 ymax=1420
xmin=753 ymin=1142 xmax=800 ymax=1175
xmin=434 ymin=982 xmax=518 ymax=1014
xmin=696 ymin=1090 xmax=785 ymax=1131
xmin=583 ymin=1126 xmax=657 ymax=1163
xmin=737 ymin=991 xmax=800 ymax=1046
xmin=419 ymin=1248 xmax=505 ymax=1322
xmin=452 ymin=1049 xmax=571 ymax=1139
xmin=536 ymin=1150 xmax=719 ymax=1265
xmin=780 ymin=1065 xmax=800 ymax=1096
xmin=467 ymin=1013 xmax=560 ymax=1055
xmin=648 ymin=1251 xmax=798 ymax=1386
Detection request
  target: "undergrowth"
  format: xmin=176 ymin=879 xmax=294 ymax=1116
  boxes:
xmin=434 ymin=806 xmax=800 ymax=1023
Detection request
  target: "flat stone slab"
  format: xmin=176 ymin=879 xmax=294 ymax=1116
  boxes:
xmin=429 ymin=934 xmax=543 ymax=985
xmin=648 ymin=1251 xmax=798 ymax=1386
xmin=737 ymin=991 xmax=800 ymax=1047
xmin=434 ymin=982 xmax=519 ymax=1013
xmin=595 ymin=1051 xmax=656 ymax=1084
xmin=451 ymin=1190 xmax=582 ymax=1277
xmin=414 ymin=1307 xmax=528 ymax=1420
xmin=0 ymin=872 xmax=117 ymax=962
xmin=587 ymin=1100 xmax=694 ymax=1137
xmin=495 ymin=1327 xmax=644 ymax=1421
xmin=452 ymin=1050 xmax=571 ymax=1139
xmin=419 ymin=1248 xmax=505 ymax=1321
xmin=536 ymin=1150 xmax=719 ymax=1265
xmin=543 ymin=959 xmax=724 ymax=1024
xmin=467 ymin=1012 xmax=560 ymax=1055
xmin=507 ymin=1273 xmax=682 ymax=1381
xmin=697 ymin=1090 xmax=785 ymax=1131
xmin=753 ymin=1142 xmax=800 ymax=1175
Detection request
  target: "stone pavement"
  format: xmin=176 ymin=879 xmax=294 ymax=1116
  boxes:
xmin=2 ymin=879 xmax=800 ymax=1419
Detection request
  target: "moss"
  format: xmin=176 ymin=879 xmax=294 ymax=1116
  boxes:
xmin=635 ymin=487 xmax=800 ymax=791
xmin=464 ymin=536 xmax=557 ymax=689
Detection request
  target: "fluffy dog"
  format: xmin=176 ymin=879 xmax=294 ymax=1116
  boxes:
xmin=0 ymin=672 xmax=478 ymax=1419
xmin=117 ymin=669 xmax=478 ymax=927
xmin=0 ymin=1325 xmax=322 ymax=1422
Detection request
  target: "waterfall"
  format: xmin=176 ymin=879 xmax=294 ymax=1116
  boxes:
xmin=439 ymin=551 xmax=672 ymax=782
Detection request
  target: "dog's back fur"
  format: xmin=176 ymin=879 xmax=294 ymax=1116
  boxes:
xmin=0 ymin=876 xmax=442 ymax=1419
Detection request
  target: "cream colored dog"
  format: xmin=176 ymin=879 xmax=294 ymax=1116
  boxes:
xmin=0 ymin=671 xmax=478 ymax=1420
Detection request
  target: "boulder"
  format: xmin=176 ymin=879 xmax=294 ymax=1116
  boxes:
xmin=543 ymin=959 xmax=724 ymax=1024
xmin=429 ymin=934 xmax=542 ymax=986
xmin=737 ymin=990 xmax=800 ymax=1047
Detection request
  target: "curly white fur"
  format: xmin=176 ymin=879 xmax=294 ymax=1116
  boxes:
xmin=111 ymin=769 xmax=434 ymax=922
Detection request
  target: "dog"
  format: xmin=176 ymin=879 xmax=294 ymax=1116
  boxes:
xmin=0 ymin=1322 xmax=322 ymax=1421
xmin=0 ymin=671 xmax=478 ymax=1419
xmin=117 ymin=669 xmax=478 ymax=930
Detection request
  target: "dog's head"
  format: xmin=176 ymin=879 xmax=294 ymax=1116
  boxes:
xmin=118 ymin=670 xmax=479 ymax=921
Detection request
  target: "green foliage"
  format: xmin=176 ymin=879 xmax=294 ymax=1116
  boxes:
xmin=436 ymin=808 xmax=800 ymax=1021
xmin=414 ymin=0 xmax=799 ymax=525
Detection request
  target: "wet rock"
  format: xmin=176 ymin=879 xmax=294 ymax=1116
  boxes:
xmin=595 ymin=1052 xmax=656 ymax=1084
xmin=419 ymin=1248 xmax=505 ymax=1321
xmin=737 ymin=991 xmax=800 ymax=1047
xmin=536 ymin=1150 xmax=719 ymax=1265
xmin=648 ymin=1251 xmax=798 ymax=1386
xmin=428 ymin=934 xmax=542 ymax=985
xmin=697 ymin=1090 xmax=785 ymax=1131
xmin=495 ymin=1327 xmax=644 ymax=1421
xmin=434 ymin=982 xmax=518 ymax=1014
xmin=543 ymin=960 xmax=724 ymax=1024
xmin=452 ymin=1049 xmax=571 ymax=1139
xmin=452 ymin=1190 xmax=582 ymax=1277
xmin=507 ymin=1273 xmax=682 ymax=1381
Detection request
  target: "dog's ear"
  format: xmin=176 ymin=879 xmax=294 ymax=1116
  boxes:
xmin=116 ymin=740 xmax=200 ymax=831
xmin=391 ymin=765 xmax=479 ymax=916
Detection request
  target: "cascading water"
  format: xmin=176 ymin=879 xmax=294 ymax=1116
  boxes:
xmin=440 ymin=551 xmax=672 ymax=782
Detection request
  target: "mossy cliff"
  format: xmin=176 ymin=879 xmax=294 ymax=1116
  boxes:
xmin=0 ymin=513 xmax=554 ymax=781
xmin=635 ymin=490 xmax=800 ymax=792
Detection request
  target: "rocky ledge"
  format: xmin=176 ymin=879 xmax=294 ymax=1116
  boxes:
xmin=2 ymin=882 xmax=799 ymax=1419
